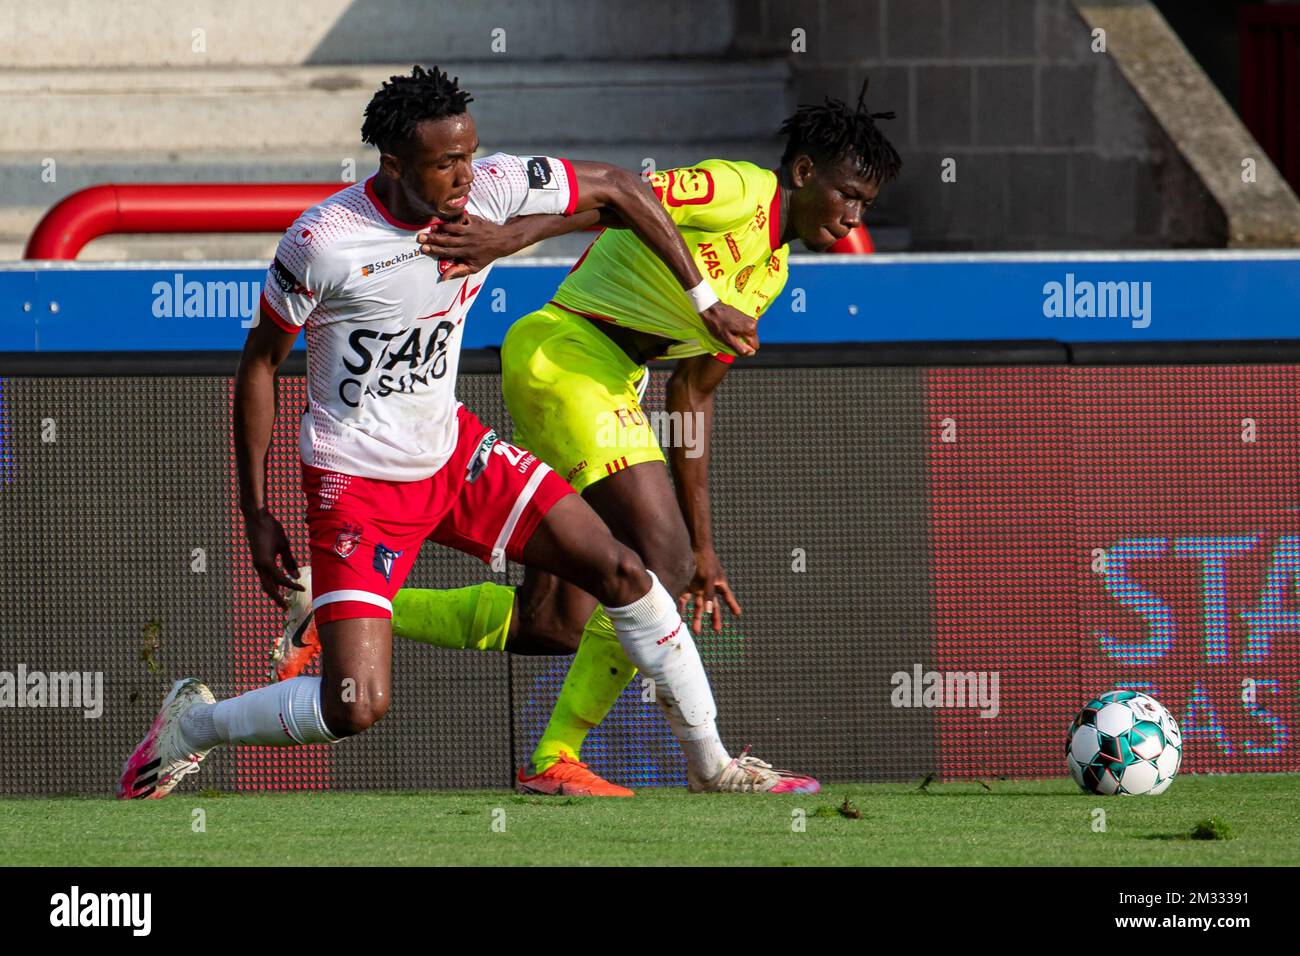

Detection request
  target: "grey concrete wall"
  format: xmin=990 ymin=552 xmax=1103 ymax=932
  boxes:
xmin=732 ymin=0 xmax=1231 ymax=249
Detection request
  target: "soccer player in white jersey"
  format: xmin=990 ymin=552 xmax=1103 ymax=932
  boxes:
xmin=116 ymin=65 xmax=765 ymax=799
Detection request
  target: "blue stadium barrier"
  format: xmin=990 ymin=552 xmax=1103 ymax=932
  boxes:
xmin=2 ymin=251 xmax=1299 ymax=351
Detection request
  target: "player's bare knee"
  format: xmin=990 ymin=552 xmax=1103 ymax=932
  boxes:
xmin=604 ymin=545 xmax=651 ymax=605
xmin=512 ymin=583 xmax=583 ymax=654
xmin=324 ymin=704 xmax=382 ymax=738
xmin=513 ymin=617 xmax=581 ymax=655
xmin=322 ymin=690 xmax=390 ymax=738
xmin=538 ymin=612 xmax=584 ymax=653
xmin=511 ymin=595 xmax=583 ymax=654
xmin=650 ymin=548 xmax=695 ymax=597
xmin=637 ymin=533 xmax=694 ymax=595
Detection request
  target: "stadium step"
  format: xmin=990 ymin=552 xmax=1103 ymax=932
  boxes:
xmin=1 ymin=0 xmax=740 ymax=67
xmin=1 ymin=58 xmax=792 ymax=260
xmin=0 ymin=61 xmax=790 ymax=154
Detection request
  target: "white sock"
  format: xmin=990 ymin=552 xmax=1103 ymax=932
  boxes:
xmin=179 ymin=676 xmax=338 ymax=749
xmin=603 ymin=571 xmax=730 ymax=780
xmin=680 ymin=728 xmax=732 ymax=781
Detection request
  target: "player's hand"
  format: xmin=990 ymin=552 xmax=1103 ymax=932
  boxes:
xmin=242 ymin=507 xmax=304 ymax=609
xmin=417 ymin=215 xmax=513 ymax=281
xmin=699 ymin=302 xmax=758 ymax=357
xmin=678 ymin=547 xmax=743 ymax=635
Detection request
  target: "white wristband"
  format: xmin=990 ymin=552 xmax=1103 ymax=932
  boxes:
xmin=685 ymin=278 xmax=719 ymax=313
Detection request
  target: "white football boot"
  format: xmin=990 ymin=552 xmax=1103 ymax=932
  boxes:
xmin=116 ymin=678 xmax=216 ymax=799
xmin=687 ymin=745 xmax=821 ymax=794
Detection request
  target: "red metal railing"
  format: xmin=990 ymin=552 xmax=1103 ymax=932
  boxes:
xmin=23 ymin=183 xmax=341 ymax=260
xmin=24 ymin=182 xmax=875 ymax=260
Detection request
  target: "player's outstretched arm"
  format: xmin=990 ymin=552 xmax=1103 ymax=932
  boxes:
xmin=419 ymin=208 xmax=604 ymax=280
xmin=418 ymin=157 xmax=757 ymax=354
xmin=666 ymin=354 xmax=741 ymax=634
xmin=569 ymin=162 xmax=758 ymax=356
xmin=234 ymin=313 xmax=304 ymax=608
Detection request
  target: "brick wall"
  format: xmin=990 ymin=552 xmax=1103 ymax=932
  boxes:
xmin=733 ymin=0 xmax=1225 ymax=249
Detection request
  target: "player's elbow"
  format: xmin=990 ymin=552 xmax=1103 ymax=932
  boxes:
xmin=238 ymin=309 xmax=298 ymax=374
xmin=235 ymin=348 xmax=274 ymax=385
xmin=583 ymin=163 xmax=643 ymax=211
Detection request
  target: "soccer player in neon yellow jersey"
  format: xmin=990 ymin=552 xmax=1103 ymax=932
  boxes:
xmin=277 ymin=83 xmax=902 ymax=794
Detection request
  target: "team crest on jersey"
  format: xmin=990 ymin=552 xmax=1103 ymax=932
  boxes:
xmin=735 ymin=265 xmax=754 ymax=291
xmin=372 ymin=542 xmax=404 ymax=582
xmin=334 ymin=522 xmax=363 ymax=559
xmin=768 ymin=254 xmax=781 ymax=272
xmin=664 ymin=168 xmax=715 ymax=206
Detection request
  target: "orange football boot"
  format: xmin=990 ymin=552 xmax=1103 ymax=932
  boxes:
xmin=516 ymin=751 xmax=634 ymax=797
xmin=270 ymin=567 xmax=320 ymax=681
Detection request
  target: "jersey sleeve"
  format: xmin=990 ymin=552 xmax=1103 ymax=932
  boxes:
xmin=468 ymin=152 xmax=578 ymax=225
xmin=647 ymin=160 xmax=765 ymax=232
xmin=259 ymin=219 xmax=348 ymax=334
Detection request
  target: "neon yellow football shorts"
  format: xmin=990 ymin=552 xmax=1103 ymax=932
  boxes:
xmin=500 ymin=303 xmax=664 ymax=494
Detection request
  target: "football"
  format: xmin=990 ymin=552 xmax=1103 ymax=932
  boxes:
xmin=1066 ymin=690 xmax=1183 ymax=796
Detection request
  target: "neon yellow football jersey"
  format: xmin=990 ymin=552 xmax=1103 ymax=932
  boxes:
xmin=547 ymin=159 xmax=789 ymax=360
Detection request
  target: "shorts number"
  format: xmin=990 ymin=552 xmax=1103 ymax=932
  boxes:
xmin=492 ymin=442 xmax=526 ymax=467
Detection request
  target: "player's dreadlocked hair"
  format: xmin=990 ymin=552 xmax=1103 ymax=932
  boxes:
xmin=779 ymin=78 xmax=902 ymax=183
xmin=361 ymin=65 xmax=474 ymax=156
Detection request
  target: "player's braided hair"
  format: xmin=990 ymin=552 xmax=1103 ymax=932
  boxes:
xmin=361 ymin=65 xmax=474 ymax=155
xmin=779 ymin=78 xmax=902 ymax=183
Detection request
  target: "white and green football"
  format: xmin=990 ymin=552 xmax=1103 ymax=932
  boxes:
xmin=1066 ymin=690 xmax=1182 ymax=796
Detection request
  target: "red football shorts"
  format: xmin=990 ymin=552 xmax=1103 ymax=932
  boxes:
xmin=301 ymin=405 xmax=573 ymax=624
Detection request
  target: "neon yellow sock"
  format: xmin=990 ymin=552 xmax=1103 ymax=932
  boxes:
xmin=530 ymin=608 xmax=636 ymax=773
xmin=391 ymin=583 xmax=515 ymax=652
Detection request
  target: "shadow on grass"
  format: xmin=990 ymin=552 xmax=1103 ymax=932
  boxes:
xmin=912 ymin=788 xmax=1084 ymax=798
xmin=1138 ymin=819 xmax=1234 ymax=842
xmin=910 ymin=775 xmax=1081 ymax=797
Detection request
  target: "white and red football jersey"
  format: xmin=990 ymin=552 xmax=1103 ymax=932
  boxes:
xmin=259 ymin=152 xmax=577 ymax=481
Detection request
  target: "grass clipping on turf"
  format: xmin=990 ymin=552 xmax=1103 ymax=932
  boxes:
xmin=1190 ymin=817 xmax=1234 ymax=841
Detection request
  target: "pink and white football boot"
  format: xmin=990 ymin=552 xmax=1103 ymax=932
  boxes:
xmin=116 ymin=678 xmax=215 ymax=799
xmin=688 ymin=745 xmax=821 ymax=794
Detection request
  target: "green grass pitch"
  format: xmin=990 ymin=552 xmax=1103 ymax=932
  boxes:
xmin=3 ymin=774 xmax=1298 ymax=866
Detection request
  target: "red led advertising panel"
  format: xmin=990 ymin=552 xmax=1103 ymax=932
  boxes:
xmin=930 ymin=367 xmax=1300 ymax=777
